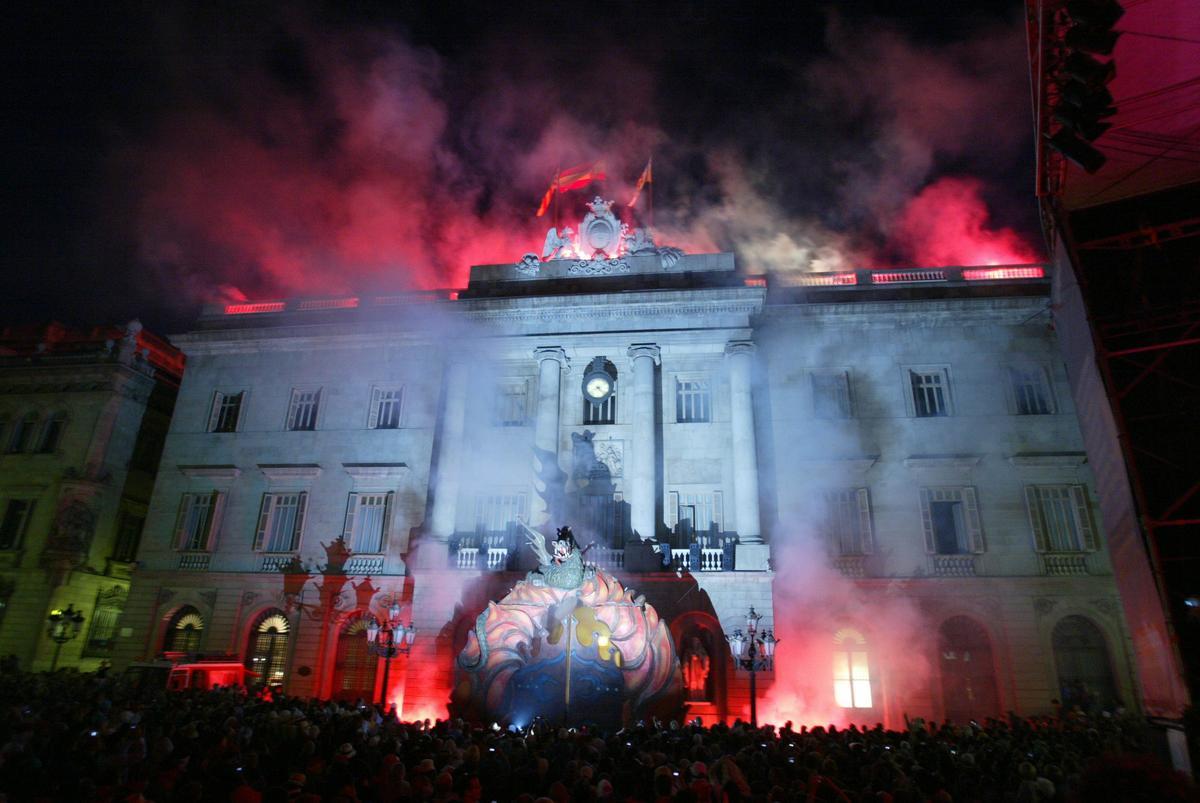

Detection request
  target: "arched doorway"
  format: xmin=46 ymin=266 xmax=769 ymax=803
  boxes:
xmin=332 ymin=616 xmax=377 ymax=701
xmin=1053 ymin=615 xmax=1117 ymax=712
xmin=163 ymin=607 xmax=204 ymax=654
xmin=246 ymin=610 xmax=290 ymax=689
xmin=938 ymin=616 xmax=1000 ymax=723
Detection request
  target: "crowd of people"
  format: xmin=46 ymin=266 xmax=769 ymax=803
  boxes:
xmin=0 ymin=668 xmax=1193 ymax=802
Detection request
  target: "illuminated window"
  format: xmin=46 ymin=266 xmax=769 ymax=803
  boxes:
xmin=908 ymin=368 xmax=951 ymax=417
xmin=0 ymin=499 xmax=36 ymax=550
xmin=494 ymin=382 xmax=529 ymax=427
xmin=1025 ymin=485 xmax=1097 ymax=552
xmin=247 ymin=611 xmax=290 ymax=687
xmin=675 ymin=379 xmax=711 ymax=423
xmin=164 ymin=607 xmax=205 ymax=653
xmin=7 ymin=412 xmax=38 ymax=453
xmin=343 ymin=492 xmax=392 ymax=554
xmin=208 ymin=391 xmax=244 ymax=432
xmin=474 ymin=493 xmax=528 ymax=537
xmin=254 ymin=492 xmax=308 ymax=553
xmin=369 ymin=387 xmax=404 ymax=429
xmin=174 ymin=492 xmax=224 ymax=551
xmin=833 ymin=628 xmax=872 ymax=708
xmin=822 ymin=488 xmax=873 ymax=555
xmin=286 ymin=388 xmax=321 ymax=431
xmin=812 ymin=371 xmax=853 ymax=419
xmin=1008 ymin=366 xmax=1054 ymax=415
xmin=36 ymin=412 xmax=67 ymax=453
xmin=920 ymin=487 xmax=984 ymax=555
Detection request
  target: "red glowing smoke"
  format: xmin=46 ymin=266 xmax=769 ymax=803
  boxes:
xmin=889 ymin=177 xmax=1042 ymax=267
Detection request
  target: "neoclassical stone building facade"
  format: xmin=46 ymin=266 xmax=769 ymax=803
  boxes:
xmin=111 ymin=245 xmax=1138 ymax=726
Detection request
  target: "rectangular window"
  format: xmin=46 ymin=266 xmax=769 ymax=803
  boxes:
xmin=369 ymin=387 xmax=404 ymax=429
xmin=84 ymin=587 xmax=127 ymax=653
xmin=111 ymin=511 xmax=145 ymax=562
xmin=920 ymin=487 xmax=984 ymax=555
xmin=1025 ymin=485 xmax=1097 ymax=552
xmin=822 ymin=488 xmax=873 ymax=555
xmin=343 ymin=492 xmax=393 ymax=553
xmin=7 ymin=414 xmax=37 ymax=453
xmin=208 ymin=391 xmax=244 ymax=432
xmin=494 ymin=383 xmax=528 ymax=427
xmin=0 ymin=499 xmax=35 ymax=550
xmin=286 ymin=389 xmax=321 ymax=431
xmin=833 ymin=649 xmax=872 ymax=708
xmin=37 ymin=413 xmax=66 ymax=453
xmin=675 ymin=379 xmax=712 ymax=423
xmin=474 ymin=493 xmax=529 ymax=536
xmin=668 ymin=491 xmax=724 ymax=542
xmin=812 ymin=371 xmax=853 ymax=419
xmin=909 ymin=369 xmax=950 ymax=417
xmin=175 ymin=492 xmax=223 ymax=551
xmin=254 ymin=492 xmax=308 ymax=552
xmin=1009 ymin=366 xmax=1054 ymax=415
xmin=584 ymin=391 xmax=617 ymax=425
xmin=578 ymin=493 xmax=628 ymax=549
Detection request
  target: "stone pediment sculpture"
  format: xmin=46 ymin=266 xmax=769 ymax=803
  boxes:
xmin=541 ymin=227 xmax=575 ymax=261
xmin=579 ymin=196 xmax=621 ymax=259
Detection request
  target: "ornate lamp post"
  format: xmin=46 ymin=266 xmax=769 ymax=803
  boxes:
xmin=46 ymin=604 xmax=85 ymax=671
xmin=726 ymin=606 xmax=778 ymax=728
xmin=364 ymin=597 xmax=416 ymax=709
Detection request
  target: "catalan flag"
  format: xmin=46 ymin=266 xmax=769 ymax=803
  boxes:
xmin=627 ymin=158 xmax=652 ymax=207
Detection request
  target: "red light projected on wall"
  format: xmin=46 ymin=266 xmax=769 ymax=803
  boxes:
xmin=961 ymin=266 xmax=1045 ymax=281
xmin=223 ymin=301 xmax=286 ymax=315
xmin=744 ymin=276 xmax=768 ymax=287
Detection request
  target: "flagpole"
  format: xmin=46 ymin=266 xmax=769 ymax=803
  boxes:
xmin=648 ymin=157 xmax=654 ymax=232
xmin=553 ymin=165 xmax=561 ymax=232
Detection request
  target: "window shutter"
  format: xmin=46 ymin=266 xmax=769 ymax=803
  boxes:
xmin=381 ymin=491 xmax=395 ymax=549
xmin=712 ymin=491 xmax=724 ymax=532
xmin=311 ymin=389 xmax=322 ymax=424
xmin=367 ymin=387 xmax=382 ymax=429
xmin=962 ymin=487 xmax=985 ymax=553
xmin=919 ymin=489 xmax=936 ymax=553
xmin=668 ymin=491 xmax=680 ymax=530
xmin=286 ymin=392 xmax=299 ymax=430
xmin=291 ymin=492 xmax=308 ymax=551
xmin=174 ymin=494 xmax=193 ymax=549
xmin=206 ymin=492 xmax=226 ymax=551
xmin=1070 ymin=485 xmax=1099 ymax=551
xmin=343 ymin=493 xmax=360 ymax=542
xmin=857 ymin=488 xmax=874 ymax=554
xmin=1024 ymin=486 xmax=1050 ymax=552
xmin=208 ymin=392 xmax=224 ymax=432
xmin=254 ymin=494 xmax=271 ymax=551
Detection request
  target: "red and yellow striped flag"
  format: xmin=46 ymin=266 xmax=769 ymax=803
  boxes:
xmin=627 ymin=158 xmax=652 ymax=207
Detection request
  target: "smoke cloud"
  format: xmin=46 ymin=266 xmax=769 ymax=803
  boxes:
xmin=119 ymin=7 xmax=1040 ymax=307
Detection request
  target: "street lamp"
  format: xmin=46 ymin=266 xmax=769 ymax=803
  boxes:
xmin=726 ymin=606 xmax=778 ymax=728
xmin=46 ymin=604 xmax=85 ymax=671
xmin=364 ymin=598 xmax=416 ymax=709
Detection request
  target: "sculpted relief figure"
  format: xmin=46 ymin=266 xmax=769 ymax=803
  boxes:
xmin=681 ymin=636 xmax=711 ymax=700
xmin=541 ymin=227 xmax=575 ymax=261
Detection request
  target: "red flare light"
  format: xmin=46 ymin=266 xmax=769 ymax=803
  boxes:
xmin=223 ymin=301 xmax=286 ymax=315
xmin=961 ymin=266 xmax=1045 ymax=281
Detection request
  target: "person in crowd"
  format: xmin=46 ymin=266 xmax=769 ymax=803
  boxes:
xmin=0 ymin=669 xmax=1193 ymax=802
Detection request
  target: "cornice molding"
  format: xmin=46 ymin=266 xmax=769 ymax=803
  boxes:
xmin=903 ymin=454 xmax=982 ymax=471
xmin=1008 ymin=452 xmax=1088 ymax=468
xmin=343 ymin=462 xmax=408 ymax=480
xmin=179 ymin=464 xmax=241 ymax=480
xmin=258 ymin=463 xmax=322 ymax=481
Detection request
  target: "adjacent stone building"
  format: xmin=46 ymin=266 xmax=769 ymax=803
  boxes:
xmin=0 ymin=322 xmax=183 ymax=670
xmin=109 ymin=220 xmax=1139 ymax=726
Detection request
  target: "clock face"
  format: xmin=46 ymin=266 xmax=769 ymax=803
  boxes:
xmin=586 ymin=376 xmax=611 ymax=399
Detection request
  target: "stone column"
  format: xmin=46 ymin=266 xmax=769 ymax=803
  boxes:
xmin=627 ymin=344 xmax=661 ymax=540
xmin=726 ymin=341 xmax=768 ymax=569
xmin=428 ymin=361 xmax=469 ymax=542
xmin=532 ymin=347 xmax=569 ymax=524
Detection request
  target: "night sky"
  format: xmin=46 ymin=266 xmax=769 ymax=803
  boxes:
xmin=2 ymin=1 xmax=1038 ymax=334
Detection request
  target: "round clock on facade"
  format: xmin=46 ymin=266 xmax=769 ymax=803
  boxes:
xmin=582 ymin=357 xmax=615 ymax=404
